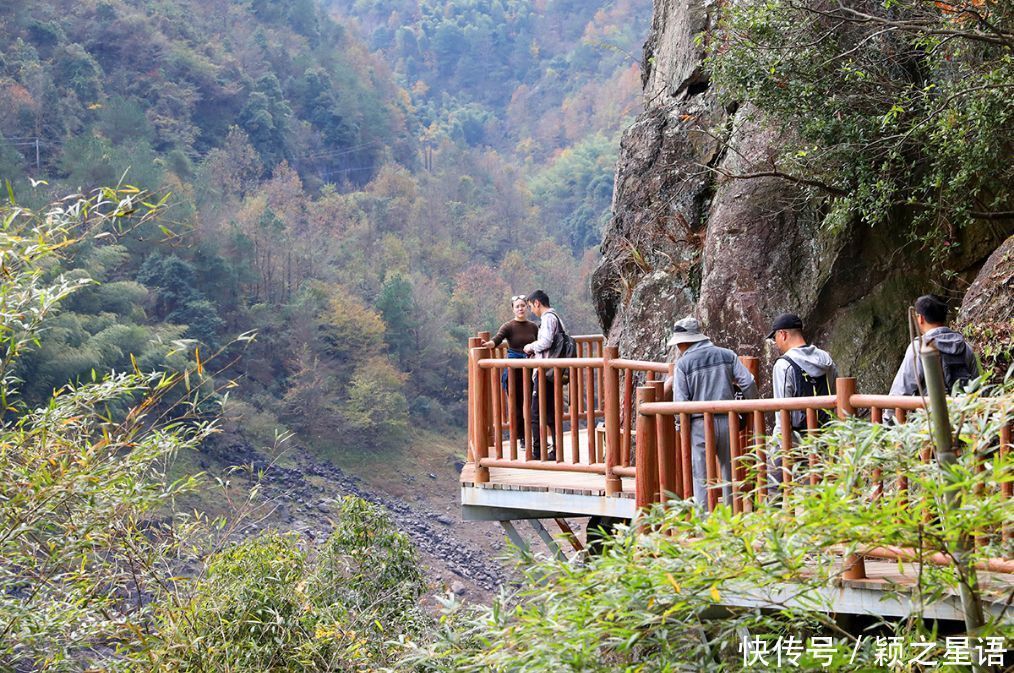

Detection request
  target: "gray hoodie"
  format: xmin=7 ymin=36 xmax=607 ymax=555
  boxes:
xmin=888 ymin=326 xmax=978 ymax=397
xmin=772 ymin=344 xmax=838 ymax=430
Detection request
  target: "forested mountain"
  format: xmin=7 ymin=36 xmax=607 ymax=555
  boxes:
xmin=0 ymin=0 xmax=649 ymax=460
xmin=332 ymin=0 xmax=649 ymax=249
xmin=0 ymin=0 xmax=412 ymax=192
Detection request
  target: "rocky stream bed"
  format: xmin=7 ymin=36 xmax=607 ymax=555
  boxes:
xmin=205 ymin=441 xmax=509 ymax=597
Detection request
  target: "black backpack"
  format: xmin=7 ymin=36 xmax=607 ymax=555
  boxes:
xmin=779 ymin=355 xmax=833 ymax=430
xmin=938 ymin=342 xmax=975 ymax=392
xmin=546 ymin=315 xmax=576 ymax=384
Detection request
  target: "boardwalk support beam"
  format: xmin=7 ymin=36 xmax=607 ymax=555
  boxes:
xmin=500 ymin=520 xmax=529 ymax=553
xmin=528 ymin=519 xmax=566 ymax=561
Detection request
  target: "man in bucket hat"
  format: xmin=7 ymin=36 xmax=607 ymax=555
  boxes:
xmin=667 ymin=316 xmax=757 ymax=509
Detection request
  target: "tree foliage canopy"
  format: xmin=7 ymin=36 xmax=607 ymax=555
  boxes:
xmin=709 ymin=0 xmax=1014 ymax=252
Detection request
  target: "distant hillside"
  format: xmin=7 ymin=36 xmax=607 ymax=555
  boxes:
xmin=0 ymin=0 xmax=413 ymax=193
xmin=331 ymin=0 xmax=651 ymax=250
xmin=0 ymin=0 xmax=619 ymax=466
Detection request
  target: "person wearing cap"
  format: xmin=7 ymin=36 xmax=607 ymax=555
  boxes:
xmin=766 ymin=313 xmax=838 ymax=483
xmin=667 ymin=316 xmax=758 ymax=509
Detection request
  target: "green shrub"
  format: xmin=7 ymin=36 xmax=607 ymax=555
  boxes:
xmin=402 ymin=379 xmax=1014 ymax=671
xmin=0 ymin=188 xmax=211 ymax=671
xmin=138 ymin=497 xmax=428 ymax=672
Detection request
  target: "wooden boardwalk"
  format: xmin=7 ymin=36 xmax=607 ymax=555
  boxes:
xmin=459 ymin=333 xmax=1013 ymax=624
xmin=461 ymin=429 xmax=636 ymax=520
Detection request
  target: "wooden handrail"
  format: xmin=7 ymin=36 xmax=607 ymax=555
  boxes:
xmin=478 ymin=458 xmax=606 ymax=473
xmin=464 ymin=335 xmax=1012 ymax=569
xmin=639 ymin=396 xmax=836 ymax=415
xmin=477 ymin=356 xmax=602 ymax=369
xmin=850 ymin=394 xmax=926 ymax=411
xmin=608 ymin=358 xmax=672 ymax=374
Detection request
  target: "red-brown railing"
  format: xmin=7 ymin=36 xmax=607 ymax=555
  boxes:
xmin=636 ymin=379 xmax=1013 ymax=575
xmin=469 ymin=334 xmax=606 ymax=477
xmin=465 ymin=331 xmax=1012 ymax=575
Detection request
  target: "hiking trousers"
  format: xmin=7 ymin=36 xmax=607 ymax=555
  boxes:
xmin=530 ymin=385 xmax=556 ymax=450
xmin=689 ymin=414 xmax=732 ymax=509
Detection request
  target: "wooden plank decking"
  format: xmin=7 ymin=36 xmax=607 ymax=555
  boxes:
xmin=460 ymin=428 xmax=636 ymax=519
xmin=719 ymin=559 xmax=1014 ymax=621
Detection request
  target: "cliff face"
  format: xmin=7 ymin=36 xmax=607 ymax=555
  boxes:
xmin=593 ymin=0 xmax=1009 ymax=392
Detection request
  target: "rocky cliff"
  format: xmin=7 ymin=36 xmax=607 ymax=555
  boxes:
xmin=593 ymin=0 xmax=1011 ymax=392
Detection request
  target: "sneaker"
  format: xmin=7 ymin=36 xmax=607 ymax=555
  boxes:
xmin=546 ymin=449 xmax=556 ymax=462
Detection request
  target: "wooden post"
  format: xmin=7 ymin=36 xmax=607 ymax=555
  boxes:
xmin=728 ymin=411 xmax=742 ymax=514
xmin=537 ymin=367 xmax=548 ymax=458
xmin=470 ymin=347 xmax=490 ymax=483
xmin=704 ymin=411 xmax=718 ymax=512
xmin=806 ymin=407 xmax=819 ymax=485
xmin=507 ymin=363 xmax=518 ymax=460
xmin=490 ymin=364 xmax=503 ymax=459
xmin=622 ymin=371 xmax=634 ymax=466
xmin=651 ymin=381 xmax=676 ymax=503
xmin=835 ymin=377 xmax=865 ymax=580
xmin=554 ymin=367 xmax=564 ymax=461
xmin=569 ymin=365 xmax=579 ymax=464
xmin=679 ymin=412 xmax=693 ymax=499
xmin=739 ymin=355 xmax=761 ymax=389
xmin=523 ymin=369 xmax=533 ymax=461
xmin=595 ymin=341 xmax=604 ymax=415
xmin=475 ymin=333 xmax=494 ymax=447
xmin=737 ymin=356 xmax=758 ymax=506
xmin=635 ymin=386 xmax=659 ymax=510
xmin=753 ymin=410 xmax=766 ymax=506
xmin=778 ymin=409 xmax=793 ymax=511
xmin=603 ymin=346 xmax=622 ymax=495
xmin=584 ymin=363 xmax=595 ymax=459
xmin=871 ymin=407 xmax=883 ymax=499
xmin=835 ymin=377 xmax=856 ymax=419
xmin=466 ymin=336 xmax=482 ymax=462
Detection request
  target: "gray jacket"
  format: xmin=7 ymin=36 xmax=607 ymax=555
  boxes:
xmin=527 ymin=309 xmax=560 ymax=359
xmin=674 ymin=340 xmax=758 ymax=414
xmin=773 ymin=344 xmax=837 ymax=430
xmin=888 ymin=327 xmax=978 ymax=397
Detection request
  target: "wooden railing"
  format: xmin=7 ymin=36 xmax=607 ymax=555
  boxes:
xmin=466 ymin=333 xmax=755 ymax=496
xmin=636 ymin=379 xmax=1013 ymax=575
xmin=468 ymin=332 xmax=608 ymax=481
xmin=465 ymin=331 xmax=1012 ymax=574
